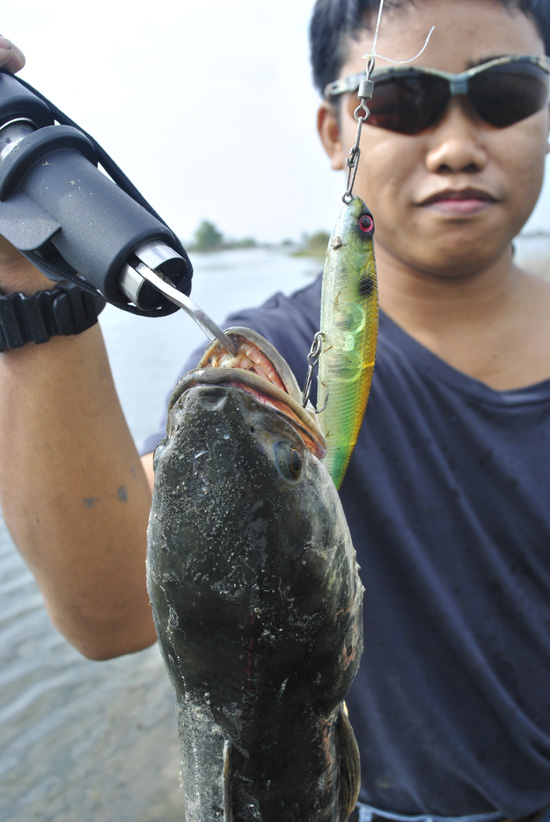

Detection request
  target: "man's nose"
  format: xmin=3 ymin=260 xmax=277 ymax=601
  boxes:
xmin=424 ymin=96 xmax=489 ymax=174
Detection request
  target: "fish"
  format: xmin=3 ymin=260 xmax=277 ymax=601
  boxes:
xmin=318 ymin=195 xmax=379 ymax=489
xmin=146 ymin=327 xmax=364 ymax=821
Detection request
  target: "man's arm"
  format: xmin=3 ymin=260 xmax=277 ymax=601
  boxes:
xmin=0 ymin=243 xmax=158 ymax=660
xmin=0 ymin=39 xmax=160 ymax=659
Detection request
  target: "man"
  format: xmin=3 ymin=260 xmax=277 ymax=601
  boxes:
xmin=1 ymin=0 xmax=549 ymax=819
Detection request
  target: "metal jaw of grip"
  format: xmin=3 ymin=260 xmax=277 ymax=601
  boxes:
xmin=124 ymin=245 xmax=237 ymax=354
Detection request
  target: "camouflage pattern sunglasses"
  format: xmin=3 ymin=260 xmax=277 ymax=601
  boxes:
xmin=324 ymin=55 xmax=550 ymax=134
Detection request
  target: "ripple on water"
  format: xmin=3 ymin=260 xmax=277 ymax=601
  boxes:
xmin=0 ymin=515 xmax=183 ymax=822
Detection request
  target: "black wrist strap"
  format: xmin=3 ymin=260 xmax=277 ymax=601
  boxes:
xmin=0 ymin=281 xmax=106 ymax=352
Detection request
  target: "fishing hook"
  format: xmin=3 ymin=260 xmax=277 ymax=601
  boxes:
xmin=302 ymin=331 xmax=326 ymax=409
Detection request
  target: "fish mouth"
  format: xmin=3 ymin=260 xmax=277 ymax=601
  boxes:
xmin=169 ymin=327 xmax=327 ymax=458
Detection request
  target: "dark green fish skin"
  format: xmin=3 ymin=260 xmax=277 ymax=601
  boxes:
xmin=147 ymin=356 xmax=364 ymax=821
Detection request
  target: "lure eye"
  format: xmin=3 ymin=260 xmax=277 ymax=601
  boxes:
xmin=289 ymin=448 xmax=302 ymax=478
xmin=359 ymin=214 xmax=374 ymax=234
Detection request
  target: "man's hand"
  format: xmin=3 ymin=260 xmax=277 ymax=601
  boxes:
xmin=0 ymin=37 xmax=53 ymax=293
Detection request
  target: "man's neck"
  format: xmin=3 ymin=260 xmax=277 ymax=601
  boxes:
xmin=376 ymin=243 xmax=550 ymax=390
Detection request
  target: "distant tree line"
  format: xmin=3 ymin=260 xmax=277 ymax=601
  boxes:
xmin=189 ymin=220 xmax=258 ymax=252
xmin=187 ymin=219 xmax=330 ymax=258
xmin=292 ymin=231 xmax=330 ymax=258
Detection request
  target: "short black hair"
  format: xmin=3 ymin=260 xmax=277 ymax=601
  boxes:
xmin=309 ymin=0 xmax=550 ymax=95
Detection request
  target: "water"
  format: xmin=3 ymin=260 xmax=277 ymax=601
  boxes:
xmin=513 ymin=233 xmax=550 ymax=276
xmin=0 ymin=247 xmax=319 ymax=822
xmin=0 ymin=239 xmax=548 ymax=822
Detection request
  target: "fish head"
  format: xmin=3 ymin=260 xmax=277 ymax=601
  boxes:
xmin=152 ymin=328 xmax=332 ymax=558
xmin=156 ymin=379 xmax=316 ymax=511
xmin=168 ymin=326 xmax=326 ymax=459
xmin=148 ymin=329 xmax=362 ymax=713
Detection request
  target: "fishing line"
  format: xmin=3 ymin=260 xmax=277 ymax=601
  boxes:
xmin=363 ymin=16 xmax=435 ymax=67
xmin=342 ymin=0 xmax=387 ymax=203
xmin=371 ymin=0 xmax=386 ymax=58
xmin=303 ymin=2 xmax=435 ymax=409
xmin=342 ymin=0 xmax=435 ymax=204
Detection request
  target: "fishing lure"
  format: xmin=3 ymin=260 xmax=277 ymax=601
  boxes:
xmin=312 ymin=0 xmax=433 ymax=489
xmin=317 ymin=195 xmax=379 ymax=489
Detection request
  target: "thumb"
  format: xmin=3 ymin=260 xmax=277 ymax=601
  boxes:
xmin=0 ymin=36 xmax=26 ymax=73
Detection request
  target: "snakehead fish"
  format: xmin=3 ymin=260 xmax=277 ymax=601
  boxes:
xmin=318 ymin=195 xmax=379 ymax=489
xmin=147 ymin=327 xmax=364 ymax=821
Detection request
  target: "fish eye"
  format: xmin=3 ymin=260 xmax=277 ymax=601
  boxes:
xmin=275 ymin=442 xmax=303 ymax=480
xmin=289 ymin=448 xmax=302 ymax=478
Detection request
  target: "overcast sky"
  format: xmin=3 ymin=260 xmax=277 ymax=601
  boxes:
xmin=3 ymin=0 xmax=550 ymax=245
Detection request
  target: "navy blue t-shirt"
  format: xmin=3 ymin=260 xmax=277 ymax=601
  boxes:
xmin=146 ymin=275 xmax=550 ymax=819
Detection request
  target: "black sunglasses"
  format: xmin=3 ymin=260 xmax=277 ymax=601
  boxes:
xmin=324 ymin=55 xmax=550 ymax=134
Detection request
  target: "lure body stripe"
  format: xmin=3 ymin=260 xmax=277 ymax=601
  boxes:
xmin=317 ymin=195 xmax=379 ymax=489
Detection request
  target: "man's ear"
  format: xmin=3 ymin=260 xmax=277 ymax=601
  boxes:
xmin=317 ymin=101 xmax=345 ymax=171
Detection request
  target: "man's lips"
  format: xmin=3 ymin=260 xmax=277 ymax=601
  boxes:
xmin=419 ymin=188 xmax=498 ymax=215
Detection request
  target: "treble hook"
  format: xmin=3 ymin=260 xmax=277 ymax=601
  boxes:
xmin=302 ymin=332 xmax=323 ymax=407
xmin=302 ymin=331 xmax=329 ymax=412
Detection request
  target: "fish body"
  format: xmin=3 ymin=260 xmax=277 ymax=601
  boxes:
xmin=147 ymin=328 xmax=364 ymax=821
xmin=318 ymin=195 xmax=379 ymax=489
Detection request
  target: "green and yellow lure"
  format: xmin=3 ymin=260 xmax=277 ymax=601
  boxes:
xmin=317 ymin=195 xmax=379 ymax=489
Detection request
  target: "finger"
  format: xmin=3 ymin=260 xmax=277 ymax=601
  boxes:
xmin=0 ymin=36 xmax=26 ymax=73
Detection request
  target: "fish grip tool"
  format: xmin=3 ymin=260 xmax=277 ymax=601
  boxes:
xmin=0 ymin=71 xmax=237 ymax=353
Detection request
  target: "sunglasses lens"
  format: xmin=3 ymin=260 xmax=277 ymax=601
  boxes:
xmin=343 ymin=60 xmax=550 ymax=133
xmin=353 ymin=72 xmax=450 ymax=134
xmin=470 ymin=62 xmax=550 ymax=127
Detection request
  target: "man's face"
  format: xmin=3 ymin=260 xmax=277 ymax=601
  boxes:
xmin=318 ymin=0 xmax=550 ymax=280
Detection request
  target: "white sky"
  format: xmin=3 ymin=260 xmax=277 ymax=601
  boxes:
xmin=3 ymin=0 xmax=550 ymax=244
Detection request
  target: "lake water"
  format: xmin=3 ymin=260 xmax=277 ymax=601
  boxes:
xmin=0 ymin=238 xmax=548 ymax=822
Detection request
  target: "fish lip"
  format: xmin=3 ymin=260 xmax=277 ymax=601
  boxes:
xmin=172 ymin=369 xmax=327 ymax=458
xmin=419 ymin=187 xmax=497 ymax=206
xmin=169 ymin=328 xmax=327 ymax=458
